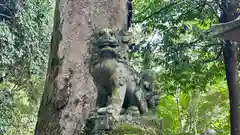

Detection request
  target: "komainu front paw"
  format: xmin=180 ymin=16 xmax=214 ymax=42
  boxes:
xmin=97 ymin=105 xmax=114 ymax=115
xmin=97 ymin=105 xmax=121 ymax=121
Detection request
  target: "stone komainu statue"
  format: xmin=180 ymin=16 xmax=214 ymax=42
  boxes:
xmin=89 ymin=28 xmax=160 ymax=119
xmin=138 ymin=69 xmax=160 ymax=115
xmin=85 ymin=28 xmax=161 ymax=134
xmin=89 ymin=28 xmax=138 ymax=119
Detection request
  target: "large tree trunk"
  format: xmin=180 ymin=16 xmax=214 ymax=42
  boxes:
xmin=34 ymin=0 xmax=128 ymax=135
xmin=219 ymin=0 xmax=240 ymax=134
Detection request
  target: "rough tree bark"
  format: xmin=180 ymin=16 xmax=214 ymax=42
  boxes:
xmin=219 ymin=0 xmax=240 ymax=134
xmin=34 ymin=0 xmax=128 ymax=135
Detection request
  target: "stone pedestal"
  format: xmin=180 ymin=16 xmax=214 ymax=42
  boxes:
xmin=94 ymin=114 xmax=114 ymax=131
xmin=84 ymin=110 xmax=163 ymax=135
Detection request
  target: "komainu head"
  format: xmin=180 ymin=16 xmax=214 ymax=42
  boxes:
xmin=90 ymin=28 xmax=121 ymax=47
xmin=89 ymin=28 xmax=132 ymax=60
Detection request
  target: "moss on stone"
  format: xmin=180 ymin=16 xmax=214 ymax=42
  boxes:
xmin=107 ymin=123 xmax=158 ymax=135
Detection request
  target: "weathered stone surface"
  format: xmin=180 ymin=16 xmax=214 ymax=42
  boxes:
xmin=84 ymin=111 xmax=163 ymax=135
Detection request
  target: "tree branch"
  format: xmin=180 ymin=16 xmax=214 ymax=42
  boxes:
xmin=203 ymin=44 xmax=223 ymax=63
xmin=133 ymin=2 xmax=178 ymax=23
xmin=172 ymin=31 xmax=211 ymax=49
xmin=175 ymin=2 xmax=208 ymax=23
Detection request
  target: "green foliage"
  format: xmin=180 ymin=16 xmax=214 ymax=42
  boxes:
xmin=0 ymin=76 xmax=45 ymax=135
xmin=131 ymin=0 xmax=231 ymax=134
xmin=131 ymin=0 xmax=224 ymax=93
xmin=0 ymin=83 xmax=13 ymax=134
xmin=108 ymin=124 xmax=157 ymax=135
xmin=155 ymin=79 xmax=229 ymax=134
xmin=0 ymin=0 xmax=54 ymax=134
xmin=1 ymin=0 xmax=54 ymax=84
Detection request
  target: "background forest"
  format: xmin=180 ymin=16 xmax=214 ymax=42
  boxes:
xmin=0 ymin=0 xmax=235 ymax=135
